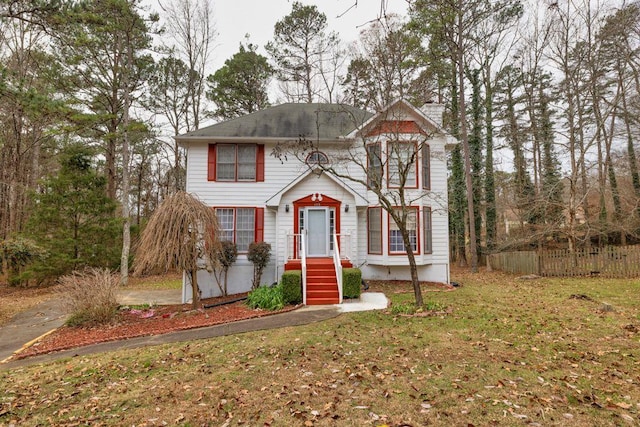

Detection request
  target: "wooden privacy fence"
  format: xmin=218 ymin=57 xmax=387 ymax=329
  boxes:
xmin=488 ymin=245 xmax=640 ymax=278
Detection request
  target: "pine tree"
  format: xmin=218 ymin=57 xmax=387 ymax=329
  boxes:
xmin=206 ymin=43 xmax=273 ymax=120
xmin=24 ymin=144 xmax=121 ymax=282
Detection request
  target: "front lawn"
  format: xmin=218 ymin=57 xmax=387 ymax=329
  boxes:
xmin=2 ymin=268 xmax=640 ymax=426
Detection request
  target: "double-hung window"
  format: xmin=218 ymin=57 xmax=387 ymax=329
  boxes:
xmin=367 ymin=207 xmax=382 ymax=254
xmin=389 ymin=208 xmax=418 ymax=254
xmin=423 ymin=207 xmax=432 ymax=254
xmin=366 ymin=143 xmax=382 ymax=188
xmin=208 ymin=144 xmax=264 ymax=182
xmin=388 ymin=141 xmax=417 ymax=188
xmin=217 ymin=144 xmax=256 ymax=181
xmin=422 ymin=144 xmax=430 ymax=190
xmin=215 ymin=207 xmax=262 ymax=252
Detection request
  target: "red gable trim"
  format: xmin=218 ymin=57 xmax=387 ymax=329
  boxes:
xmin=366 ymin=120 xmax=427 ymax=137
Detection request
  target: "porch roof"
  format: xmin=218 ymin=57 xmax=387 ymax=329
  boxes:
xmin=265 ymin=168 xmax=368 ymax=208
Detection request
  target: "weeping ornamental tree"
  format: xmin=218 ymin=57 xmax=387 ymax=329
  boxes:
xmin=133 ymin=191 xmax=220 ymax=309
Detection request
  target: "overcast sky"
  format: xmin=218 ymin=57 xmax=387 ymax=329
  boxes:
xmin=206 ymin=0 xmax=409 ymax=72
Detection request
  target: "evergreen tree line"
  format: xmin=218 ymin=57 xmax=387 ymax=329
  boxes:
xmin=1 ymin=0 xmax=640 ymax=284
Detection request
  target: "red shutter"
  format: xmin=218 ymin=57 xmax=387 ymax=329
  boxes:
xmin=256 ymin=144 xmax=265 ymax=182
xmin=254 ymin=207 xmax=265 ymax=242
xmin=207 ymin=144 xmax=217 ymax=181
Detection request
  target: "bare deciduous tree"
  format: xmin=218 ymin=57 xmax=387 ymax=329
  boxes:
xmin=134 ymin=191 xmax=220 ymax=309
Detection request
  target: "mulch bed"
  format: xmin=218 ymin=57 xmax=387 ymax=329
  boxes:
xmin=16 ymin=293 xmax=299 ymax=360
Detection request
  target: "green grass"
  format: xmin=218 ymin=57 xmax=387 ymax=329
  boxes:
xmin=2 ymin=269 xmax=640 ymax=426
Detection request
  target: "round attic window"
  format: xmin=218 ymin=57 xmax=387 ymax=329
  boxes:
xmin=306 ymin=151 xmax=329 ymax=165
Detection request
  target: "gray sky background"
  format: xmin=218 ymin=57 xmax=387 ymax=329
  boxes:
xmin=207 ymin=0 xmax=409 ymax=72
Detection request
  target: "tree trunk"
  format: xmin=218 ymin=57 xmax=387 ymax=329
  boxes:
xmin=456 ymin=2 xmax=477 ymax=272
xmin=120 ymin=40 xmax=133 ymax=286
xmin=190 ymin=269 xmax=201 ymax=309
xmin=402 ymin=227 xmax=423 ymax=307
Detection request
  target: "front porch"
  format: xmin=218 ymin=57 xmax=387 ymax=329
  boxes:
xmin=283 ymin=233 xmax=353 ymax=305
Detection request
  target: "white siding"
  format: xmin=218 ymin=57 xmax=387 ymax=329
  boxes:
xmin=182 ymin=105 xmax=454 ymax=300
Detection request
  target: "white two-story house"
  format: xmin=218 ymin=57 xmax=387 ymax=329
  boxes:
xmin=176 ymin=98 xmax=456 ymax=305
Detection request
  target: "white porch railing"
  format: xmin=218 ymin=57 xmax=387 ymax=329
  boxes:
xmin=335 ymin=233 xmax=352 ymax=262
xmin=300 ymin=233 xmax=307 ymax=305
xmin=284 ymin=232 xmax=352 ymax=261
xmin=284 ymin=231 xmax=351 ymax=306
xmin=333 ymin=234 xmax=343 ymax=304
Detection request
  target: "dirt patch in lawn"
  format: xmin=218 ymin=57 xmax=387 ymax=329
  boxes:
xmin=17 ymin=293 xmax=298 ymax=359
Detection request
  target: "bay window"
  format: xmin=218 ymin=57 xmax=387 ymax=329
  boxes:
xmin=422 ymin=144 xmax=430 ymax=190
xmin=367 ymin=207 xmax=382 ymax=254
xmin=389 ymin=208 xmax=418 ymax=254
xmin=367 ymin=143 xmax=382 ymax=188
xmin=388 ymin=141 xmax=417 ymax=188
xmin=423 ymin=207 xmax=432 ymax=254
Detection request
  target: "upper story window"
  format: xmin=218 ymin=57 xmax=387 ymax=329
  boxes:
xmin=207 ymin=143 xmax=265 ymax=182
xmin=306 ymin=151 xmax=329 ymax=166
xmin=218 ymin=144 xmax=255 ymax=181
xmin=367 ymin=143 xmax=382 ymax=189
xmin=388 ymin=141 xmax=418 ymax=188
xmin=422 ymin=144 xmax=430 ymax=190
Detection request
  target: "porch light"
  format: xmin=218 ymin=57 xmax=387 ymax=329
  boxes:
xmin=285 ymin=204 xmax=290 ymax=213
xmin=345 ymin=204 xmax=349 ymax=212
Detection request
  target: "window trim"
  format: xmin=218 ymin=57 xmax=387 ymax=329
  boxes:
xmin=388 ymin=206 xmax=420 ymax=255
xmin=367 ymin=207 xmax=383 ymax=255
xmin=305 ymin=150 xmax=329 ymax=166
xmin=217 ymin=143 xmax=256 ymax=182
xmin=207 ymin=143 xmax=264 ymax=182
xmin=366 ymin=142 xmax=382 ymax=189
xmin=214 ymin=207 xmax=264 ymax=253
xmin=423 ymin=206 xmax=432 ymax=254
xmin=387 ymin=140 xmax=419 ymax=189
xmin=422 ymin=143 xmax=431 ymax=191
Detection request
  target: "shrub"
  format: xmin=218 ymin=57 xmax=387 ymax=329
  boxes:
xmin=282 ymin=270 xmax=302 ymax=304
xmin=248 ymin=241 xmax=271 ymax=289
xmin=59 ymin=268 xmax=119 ymax=326
xmin=0 ymin=237 xmax=46 ymax=287
xmin=214 ymin=241 xmax=237 ymax=296
xmin=247 ymin=283 xmax=284 ymax=311
xmin=342 ymin=268 xmax=362 ymax=299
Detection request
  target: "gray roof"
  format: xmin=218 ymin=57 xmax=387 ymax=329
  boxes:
xmin=178 ymin=103 xmax=373 ymax=140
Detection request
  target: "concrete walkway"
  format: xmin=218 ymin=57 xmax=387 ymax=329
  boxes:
xmin=0 ymin=305 xmax=343 ymax=370
xmin=0 ymin=291 xmax=388 ymax=371
xmin=0 ymin=298 xmax=67 ymax=364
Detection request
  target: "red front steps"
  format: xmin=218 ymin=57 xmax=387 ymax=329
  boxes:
xmin=284 ymin=257 xmax=352 ymax=305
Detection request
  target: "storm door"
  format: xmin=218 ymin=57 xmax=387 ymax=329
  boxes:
xmin=305 ymin=207 xmax=329 ymax=256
